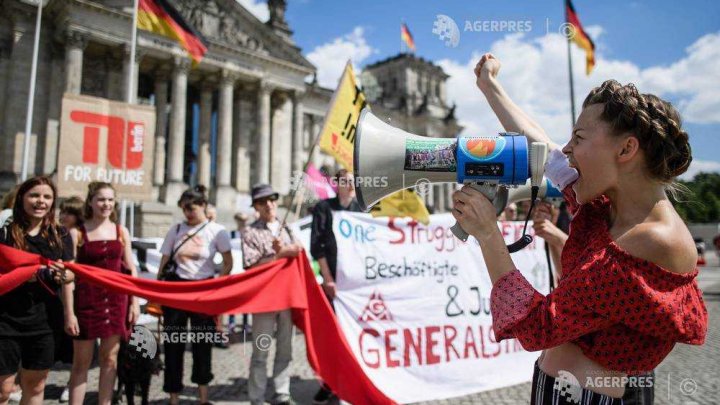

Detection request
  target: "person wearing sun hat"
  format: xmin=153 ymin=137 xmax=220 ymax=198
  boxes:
xmin=241 ymin=183 xmax=302 ymax=405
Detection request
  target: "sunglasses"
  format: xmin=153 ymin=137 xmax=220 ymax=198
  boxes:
xmin=254 ymin=197 xmax=278 ymax=205
xmin=182 ymin=203 xmax=200 ymax=211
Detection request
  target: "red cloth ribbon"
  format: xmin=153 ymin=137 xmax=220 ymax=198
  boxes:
xmin=0 ymin=244 xmax=395 ymax=405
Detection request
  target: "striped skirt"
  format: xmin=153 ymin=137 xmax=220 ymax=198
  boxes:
xmin=531 ymin=362 xmax=624 ymax=405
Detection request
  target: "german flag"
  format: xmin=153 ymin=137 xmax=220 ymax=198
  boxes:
xmin=138 ymin=0 xmax=208 ymax=63
xmin=565 ymin=0 xmax=595 ymax=75
xmin=401 ymin=23 xmax=416 ymax=52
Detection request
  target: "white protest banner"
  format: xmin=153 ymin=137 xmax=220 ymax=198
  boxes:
xmin=331 ymin=212 xmax=550 ymax=403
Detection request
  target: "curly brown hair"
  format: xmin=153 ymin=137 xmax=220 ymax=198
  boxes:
xmin=582 ymin=80 xmax=692 ymax=182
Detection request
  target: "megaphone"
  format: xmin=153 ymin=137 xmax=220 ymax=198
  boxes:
xmin=354 ymin=108 xmax=548 ymax=252
xmin=506 ymin=179 xmax=563 ymax=207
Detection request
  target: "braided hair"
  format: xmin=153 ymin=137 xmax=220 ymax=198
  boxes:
xmin=582 ymin=80 xmax=692 ymax=182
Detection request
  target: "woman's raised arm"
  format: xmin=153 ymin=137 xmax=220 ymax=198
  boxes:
xmin=475 ymin=53 xmax=559 ymax=151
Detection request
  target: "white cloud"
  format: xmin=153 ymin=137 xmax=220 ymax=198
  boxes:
xmin=236 ymin=0 xmax=269 ymax=22
xmin=641 ymin=33 xmax=720 ymax=123
xmin=306 ymin=27 xmax=375 ymax=88
xmin=680 ymin=159 xmax=720 ymax=181
xmin=437 ymin=30 xmax=720 ymax=174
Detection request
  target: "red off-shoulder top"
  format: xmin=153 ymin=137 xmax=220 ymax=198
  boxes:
xmin=490 ymin=185 xmax=708 ymax=375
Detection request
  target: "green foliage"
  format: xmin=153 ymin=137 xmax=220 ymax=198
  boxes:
xmin=672 ymin=172 xmax=720 ymax=223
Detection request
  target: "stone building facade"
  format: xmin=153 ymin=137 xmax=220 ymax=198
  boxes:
xmin=0 ymin=0 xmax=461 ymax=235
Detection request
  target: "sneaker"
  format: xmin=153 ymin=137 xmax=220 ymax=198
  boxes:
xmin=313 ymin=386 xmax=334 ymax=404
xmin=59 ymin=386 xmax=70 ymax=403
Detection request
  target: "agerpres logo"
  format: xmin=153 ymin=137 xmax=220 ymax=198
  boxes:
xmin=128 ymin=325 xmax=157 ymax=359
xmin=359 ymin=290 xmax=393 ymax=322
xmin=554 ymin=370 xmax=582 ymax=404
xmin=432 ymin=15 xmax=461 ymax=48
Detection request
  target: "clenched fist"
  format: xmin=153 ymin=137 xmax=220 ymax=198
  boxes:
xmin=475 ymin=53 xmax=501 ymax=90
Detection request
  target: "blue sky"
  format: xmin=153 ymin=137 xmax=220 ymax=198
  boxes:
xmin=240 ymin=0 xmax=720 ymax=178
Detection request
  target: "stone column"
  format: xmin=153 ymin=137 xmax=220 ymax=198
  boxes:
xmin=197 ymin=80 xmax=213 ymax=189
xmin=152 ymin=71 xmax=169 ymax=199
xmin=256 ymin=81 xmax=272 ymax=184
xmin=233 ymin=84 xmax=253 ymax=193
xmin=215 ymin=70 xmax=236 ymax=203
xmin=42 ymin=44 xmax=65 ymax=174
xmin=162 ymin=57 xmax=190 ymax=204
xmin=270 ymin=91 xmax=292 ymax=194
xmin=291 ymin=90 xmax=304 ymax=177
xmin=311 ymin=116 xmax=322 ymax=167
xmin=122 ymin=45 xmax=143 ymax=103
xmin=64 ymin=31 xmax=87 ymax=94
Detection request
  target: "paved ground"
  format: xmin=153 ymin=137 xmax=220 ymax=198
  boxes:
xmin=38 ymin=255 xmax=720 ymax=405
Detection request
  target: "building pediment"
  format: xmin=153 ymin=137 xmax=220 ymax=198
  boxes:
xmin=173 ymin=0 xmax=314 ymax=71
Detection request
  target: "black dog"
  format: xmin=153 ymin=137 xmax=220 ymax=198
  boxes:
xmin=113 ymin=340 xmax=163 ymax=405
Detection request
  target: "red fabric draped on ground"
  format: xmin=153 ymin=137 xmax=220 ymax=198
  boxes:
xmin=0 ymin=244 xmax=395 ymax=405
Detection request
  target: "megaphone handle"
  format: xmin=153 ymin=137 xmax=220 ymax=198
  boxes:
xmin=450 ymin=223 xmax=470 ymax=242
xmin=450 ymin=183 xmax=498 ymax=242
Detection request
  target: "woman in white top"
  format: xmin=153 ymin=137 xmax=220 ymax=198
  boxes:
xmin=157 ymin=185 xmax=232 ymax=405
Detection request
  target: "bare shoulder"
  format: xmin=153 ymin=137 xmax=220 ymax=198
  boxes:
xmin=617 ymin=219 xmax=697 ymax=274
xmin=69 ymin=227 xmax=80 ymax=242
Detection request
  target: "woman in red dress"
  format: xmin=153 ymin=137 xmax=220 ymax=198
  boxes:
xmin=63 ymin=182 xmax=140 ymax=405
xmin=452 ymin=53 xmax=708 ymax=404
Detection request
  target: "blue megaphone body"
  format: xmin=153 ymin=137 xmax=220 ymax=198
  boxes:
xmin=454 ymin=134 xmax=530 ymax=185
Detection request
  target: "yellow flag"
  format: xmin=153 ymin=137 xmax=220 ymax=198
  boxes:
xmin=370 ymin=189 xmax=430 ymax=225
xmin=318 ymin=62 xmax=366 ymax=171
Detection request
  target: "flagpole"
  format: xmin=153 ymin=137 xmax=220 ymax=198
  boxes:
xmin=565 ymin=8 xmax=577 ymax=126
xmin=121 ymin=0 xmax=139 ymax=234
xmin=127 ymin=0 xmax=138 ymax=103
xmin=566 ymin=37 xmax=576 ymax=126
xmin=277 ymin=61 xmax=352 ymax=236
xmin=278 ymin=120 xmax=323 ymax=235
xmin=20 ymin=0 xmax=44 ymax=181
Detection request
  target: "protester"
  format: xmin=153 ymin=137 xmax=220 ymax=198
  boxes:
xmin=0 ymin=187 xmax=19 ymax=227
xmin=227 ymin=212 xmax=252 ymax=335
xmin=452 ymin=53 xmax=707 ymax=403
xmin=531 ymin=202 xmax=567 ymax=280
xmin=309 ymin=169 xmax=362 ymax=404
xmin=63 ymin=182 xmax=139 ymax=405
xmin=242 ymin=184 xmax=302 ymax=405
xmin=206 ymin=203 xmax=217 ymax=222
xmin=231 ymin=212 xmax=250 ymax=240
xmin=499 ymin=202 xmax=518 ymax=221
xmin=532 ymin=201 xmax=655 ymax=405
xmin=0 ymin=176 xmax=74 ymax=405
xmin=157 ymin=185 xmax=232 ymax=405
xmin=311 ymin=169 xmax=362 ymax=302
xmin=47 ymin=196 xmax=85 ymax=403
xmin=59 ymin=197 xmax=84 ymax=231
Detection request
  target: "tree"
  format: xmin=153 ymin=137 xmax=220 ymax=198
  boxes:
xmin=672 ymin=172 xmax=720 ymax=223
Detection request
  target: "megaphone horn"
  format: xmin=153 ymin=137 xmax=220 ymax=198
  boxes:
xmin=353 ymin=109 xmax=456 ymax=211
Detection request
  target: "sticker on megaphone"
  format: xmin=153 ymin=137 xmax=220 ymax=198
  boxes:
xmin=400 ymin=135 xmax=529 ymax=185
